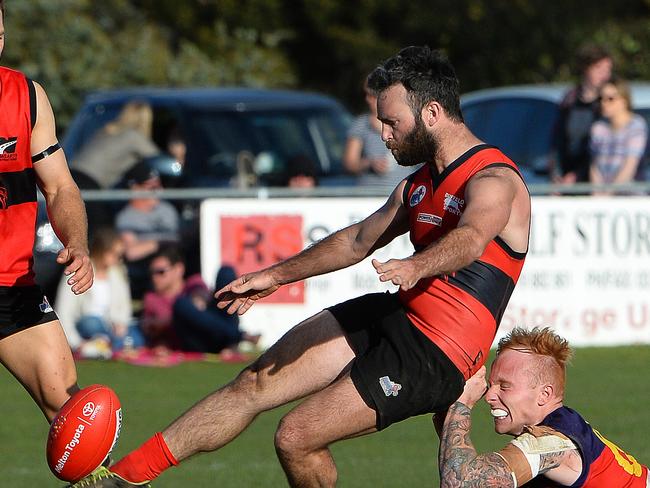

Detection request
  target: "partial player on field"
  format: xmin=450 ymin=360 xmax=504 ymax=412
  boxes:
xmin=0 ymin=0 xmax=96 ymax=477
xmin=435 ymin=327 xmax=649 ymax=487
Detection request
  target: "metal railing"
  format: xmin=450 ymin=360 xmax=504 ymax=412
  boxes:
xmin=75 ymin=181 xmax=650 ymax=202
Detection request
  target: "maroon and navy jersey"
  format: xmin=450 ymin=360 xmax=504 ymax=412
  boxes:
xmin=0 ymin=67 xmax=38 ymax=286
xmin=547 ymin=407 xmax=648 ymax=487
xmin=497 ymin=407 xmax=648 ymax=487
xmin=398 ymin=144 xmax=528 ymax=379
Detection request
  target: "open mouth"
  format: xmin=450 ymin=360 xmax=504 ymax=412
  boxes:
xmin=490 ymin=408 xmax=509 ymax=420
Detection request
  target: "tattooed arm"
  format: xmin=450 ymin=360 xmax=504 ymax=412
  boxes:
xmin=438 ymin=401 xmax=582 ymax=488
xmin=438 ymin=401 xmax=516 ymax=488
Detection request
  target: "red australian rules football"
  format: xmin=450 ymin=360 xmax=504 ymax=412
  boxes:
xmin=46 ymin=384 xmax=122 ymax=482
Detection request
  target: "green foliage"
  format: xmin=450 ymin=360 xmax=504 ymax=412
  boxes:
xmin=0 ymin=346 xmax=648 ymax=486
xmin=3 ymin=0 xmax=650 ymax=127
xmin=1 ymin=0 xmax=294 ymax=128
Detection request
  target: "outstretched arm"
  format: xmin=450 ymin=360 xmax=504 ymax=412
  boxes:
xmin=216 ymin=181 xmax=410 ymax=314
xmin=31 ymin=81 xmax=93 ymax=294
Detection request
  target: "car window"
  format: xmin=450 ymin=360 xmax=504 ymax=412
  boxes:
xmin=183 ymin=108 xmax=348 ymax=185
xmin=462 ymin=97 xmax=559 ymax=181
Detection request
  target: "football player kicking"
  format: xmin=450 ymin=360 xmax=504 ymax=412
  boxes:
xmin=435 ymin=327 xmax=649 ymax=488
xmin=68 ymin=45 xmax=531 ymax=488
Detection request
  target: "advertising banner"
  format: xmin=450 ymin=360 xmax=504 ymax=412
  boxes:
xmin=201 ymin=196 xmax=650 ymax=347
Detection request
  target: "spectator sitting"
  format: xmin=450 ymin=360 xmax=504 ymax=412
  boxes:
xmin=343 ymin=78 xmax=418 ymax=192
xmin=69 ymin=100 xmax=160 ymax=189
xmin=115 ymin=160 xmax=180 ymax=301
xmin=172 ymin=267 xmax=260 ymax=356
xmin=56 ymin=228 xmax=145 ymax=358
xmin=551 ymin=44 xmax=613 ymax=185
xmin=140 ymin=246 xmax=185 ymax=351
xmin=590 ymin=77 xmax=649 ymax=194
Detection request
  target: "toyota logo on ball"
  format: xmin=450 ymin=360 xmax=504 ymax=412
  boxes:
xmin=82 ymin=402 xmax=96 ymax=417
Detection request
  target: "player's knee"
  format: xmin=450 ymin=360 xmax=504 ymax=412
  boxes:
xmin=229 ymin=364 xmax=268 ymax=401
xmin=274 ymin=416 xmax=311 ymax=459
xmin=42 ymin=383 xmax=79 ymax=422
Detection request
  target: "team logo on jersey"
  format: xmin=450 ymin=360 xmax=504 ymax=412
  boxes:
xmin=39 ymin=296 xmax=54 ymax=313
xmin=443 ymin=192 xmax=464 ymax=216
xmin=0 ymin=137 xmax=18 ymax=161
xmin=379 ymin=376 xmax=402 ymax=397
xmin=409 ymin=185 xmax=426 ymax=207
xmin=416 ymin=213 xmax=442 ymax=226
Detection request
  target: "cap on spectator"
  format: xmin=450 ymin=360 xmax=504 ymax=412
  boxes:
xmin=125 ymin=160 xmax=160 ymax=186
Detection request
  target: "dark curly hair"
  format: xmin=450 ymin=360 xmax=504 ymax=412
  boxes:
xmin=367 ymin=45 xmax=463 ymax=122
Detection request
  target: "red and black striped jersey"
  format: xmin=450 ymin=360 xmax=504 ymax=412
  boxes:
xmin=0 ymin=66 xmax=38 ymax=286
xmin=398 ymin=144 xmax=528 ymax=379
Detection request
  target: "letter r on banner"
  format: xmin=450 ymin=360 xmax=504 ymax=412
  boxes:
xmin=220 ymin=215 xmax=305 ymax=303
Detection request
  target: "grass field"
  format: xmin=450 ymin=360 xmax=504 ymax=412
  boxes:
xmin=1 ymin=346 xmax=648 ymax=487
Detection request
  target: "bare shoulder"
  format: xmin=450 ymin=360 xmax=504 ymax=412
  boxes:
xmin=471 ymin=165 xmax=522 ymax=184
xmin=31 ymin=80 xmax=52 ymax=110
xmin=464 ymin=166 xmax=520 ymax=203
xmin=30 ymin=80 xmax=59 ymax=152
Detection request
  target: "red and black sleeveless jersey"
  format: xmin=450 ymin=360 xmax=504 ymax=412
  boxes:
xmin=0 ymin=67 xmax=38 ymax=286
xmin=398 ymin=144 xmax=528 ymax=379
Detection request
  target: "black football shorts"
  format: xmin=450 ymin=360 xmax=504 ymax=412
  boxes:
xmin=327 ymin=291 xmax=465 ymax=431
xmin=0 ymin=285 xmax=58 ymax=338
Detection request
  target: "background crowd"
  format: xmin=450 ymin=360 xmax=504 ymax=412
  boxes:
xmin=47 ymin=40 xmax=648 ymax=361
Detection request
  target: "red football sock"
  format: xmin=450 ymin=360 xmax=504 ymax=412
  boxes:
xmin=111 ymin=432 xmax=178 ymax=483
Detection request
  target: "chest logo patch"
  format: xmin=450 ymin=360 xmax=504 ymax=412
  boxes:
xmin=0 ymin=137 xmax=18 ymax=161
xmin=409 ymin=185 xmax=426 ymax=207
xmin=416 ymin=213 xmax=442 ymax=226
xmin=443 ymin=192 xmax=465 ymax=216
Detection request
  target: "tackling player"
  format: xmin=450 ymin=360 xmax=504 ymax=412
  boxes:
xmin=436 ymin=327 xmax=649 ymax=487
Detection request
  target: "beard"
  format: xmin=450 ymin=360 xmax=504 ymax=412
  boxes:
xmin=387 ymin=116 xmax=439 ymax=167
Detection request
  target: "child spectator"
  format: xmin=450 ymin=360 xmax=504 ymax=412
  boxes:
xmin=56 ymin=228 xmax=144 ymax=358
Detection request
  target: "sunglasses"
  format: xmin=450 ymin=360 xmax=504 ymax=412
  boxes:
xmin=600 ymin=94 xmax=621 ymax=103
xmin=150 ymin=267 xmax=172 ymax=276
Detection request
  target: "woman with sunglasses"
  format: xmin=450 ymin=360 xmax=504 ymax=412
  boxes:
xmin=589 ymin=77 xmax=648 ymax=193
